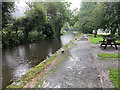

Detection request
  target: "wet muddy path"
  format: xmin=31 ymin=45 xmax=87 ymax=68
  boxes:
xmin=36 ymin=34 xmax=101 ymax=88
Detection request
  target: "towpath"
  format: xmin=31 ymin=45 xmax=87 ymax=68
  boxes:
xmin=39 ymin=34 xmax=102 ymax=88
xmin=25 ymin=34 xmax=115 ymax=88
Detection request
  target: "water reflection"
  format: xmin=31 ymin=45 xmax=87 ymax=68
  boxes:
xmin=2 ymin=33 xmax=75 ymax=88
xmin=60 ymin=33 xmax=74 ymax=46
xmin=13 ymin=64 xmax=31 ymax=79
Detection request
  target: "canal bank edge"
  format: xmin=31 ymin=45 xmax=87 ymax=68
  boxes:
xmin=6 ymin=34 xmax=82 ymax=88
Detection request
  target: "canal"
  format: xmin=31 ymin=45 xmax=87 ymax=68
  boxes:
xmin=2 ymin=33 xmax=75 ymax=88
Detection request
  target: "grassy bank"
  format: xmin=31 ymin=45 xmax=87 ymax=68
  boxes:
xmin=98 ymin=53 xmax=120 ymax=60
xmin=34 ymin=51 xmax=68 ymax=88
xmin=109 ymin=68 xmax=120 ymax=89
xmin=6 ymin=34 xmax=82 ymax=88
xmin=88 ymin=34 xmax=105 ymax=44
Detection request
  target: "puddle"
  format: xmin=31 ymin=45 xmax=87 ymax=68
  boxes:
xmin=78 ymin=71 xmax=82 ymax=74
xmin=54 ymin=84 xmax=61 ymax=88
xmin=67 ymin=66 xmax=73 ymax=70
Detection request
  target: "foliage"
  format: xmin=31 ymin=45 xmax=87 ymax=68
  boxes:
xmin=74 ymin=2 xmax=120 ymax=35
xmin=2 ymin=2 xmax=15 ymax=28
xmin=109 ymin=68 xmax=120 ymax=89
xmin=2 ymin=2 xmax=72 ymax=48
xmin=44 ymin=2 xmax=71 ymax=37
xmin=60 ymin=28 xmax=67 ymax=35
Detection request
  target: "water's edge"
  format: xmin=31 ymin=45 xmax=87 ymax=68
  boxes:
xmin=6 ymin=34 xmax=82 ymax=88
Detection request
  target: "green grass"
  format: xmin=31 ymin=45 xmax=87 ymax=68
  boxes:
xmin=88 ymin=34 xmax=104 ymax=44
xmin=116 ymin=39 xmax=120 ymax=43
xmin=88 ymin=34 xmax=120 ymax=44
xmin=109 ymin=68 xmax=120 ymax=89
xmin=98 ymin=53 xmax=120 ymax=60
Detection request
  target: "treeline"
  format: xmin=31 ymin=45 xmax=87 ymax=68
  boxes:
xmin=2 ymin=1 xmax=73 ymax=48
xmin=73 ymin=2 xmax=120 ymax=35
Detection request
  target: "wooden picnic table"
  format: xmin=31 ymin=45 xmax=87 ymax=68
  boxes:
xmin=99 ymin=37 xmax=118 ymax=49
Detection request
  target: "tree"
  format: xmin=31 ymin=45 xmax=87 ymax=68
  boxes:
xmin=23 ymin=4 xmax=48 ymax=40
xmin=2 ymin=2 xmax=14 ymax=28
xmin=44 ymin=2 xmax=71 ymax=37
xmin=75 ymin=2 xmax=120 ymax=36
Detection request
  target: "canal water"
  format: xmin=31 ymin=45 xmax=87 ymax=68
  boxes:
xmin=2 ymin=33 xmax=75 ymax=88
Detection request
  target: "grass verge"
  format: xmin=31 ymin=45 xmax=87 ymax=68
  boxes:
xmin=88 ymin=34 xmax=104 ymax=44
xmin=34 ymin=52 xmax=68 ymax=88
xmin=109 ymin=68 xmax=120 ymax=89
xmin=98 ymin=53 xmax=120 ymax=60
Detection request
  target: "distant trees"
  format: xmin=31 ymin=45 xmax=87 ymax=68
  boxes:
xmin=74 ymin=2 xmax=120 ymax=36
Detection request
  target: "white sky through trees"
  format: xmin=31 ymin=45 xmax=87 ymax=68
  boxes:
xmin=12 ymin=0 xmax=81 ymax=18
xmin=65 ymin=0 xmax=81 ymax=10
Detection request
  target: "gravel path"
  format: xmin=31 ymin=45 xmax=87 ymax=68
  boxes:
xmin=41 ymin=34 xmax=102 ymax=88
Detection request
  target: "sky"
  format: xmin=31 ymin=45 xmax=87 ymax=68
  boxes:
xmin=12 ymin=0 xmax=81 ymax=18
xmin=65 ymin=0 xmax=81 ymax=10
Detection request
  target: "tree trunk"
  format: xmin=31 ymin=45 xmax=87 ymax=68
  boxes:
xmin=23 ymin=29 xmax=29 ymax=41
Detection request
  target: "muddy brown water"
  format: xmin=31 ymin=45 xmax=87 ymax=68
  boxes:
xmin=2 ymin=33 xmax=75 ymax=88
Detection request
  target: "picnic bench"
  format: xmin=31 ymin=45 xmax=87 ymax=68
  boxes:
xmin=99 ymin=38 xmax=119 ymax=49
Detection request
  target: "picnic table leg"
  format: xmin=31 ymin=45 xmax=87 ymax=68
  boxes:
xmin=114 ymin=42 xmax=118 ymax=49
xmin=104 ymin=44 xmax=107 ymax=49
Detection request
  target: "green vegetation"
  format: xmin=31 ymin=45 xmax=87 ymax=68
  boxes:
xmin=88 ymin=34 xmax=103 ymax=44
xmin=74 ymin=2 xmax=120 ymax=36
xmin=60 ymin=28 xmax=67 ymax=35
xmin=2 ymin=1 xmax=120 ymax=48
xmin=2 ymin=2 xmax=73 ymax=48
xmin=98 ymin=53 xmax=120 ymax=60
xmin=109 ymin=68 xmax=120 ymax=89
xmin=88 ymin=34 xmax=120 ymax=44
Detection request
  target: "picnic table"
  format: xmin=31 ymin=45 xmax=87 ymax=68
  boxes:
xmin=99 ymin=37 xmax=118 ymax=49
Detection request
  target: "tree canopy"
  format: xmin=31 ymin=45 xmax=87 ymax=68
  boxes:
xmin=74 ymin=2 xmax=120 ymax=35
xmin=2 ymin=1 xmax=72 ymax=47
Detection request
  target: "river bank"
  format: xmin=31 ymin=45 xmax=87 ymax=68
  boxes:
xmin=2 ymin=32 xmax=76 ymax=89
xmin=5 ymin=33 xmax=82 ymax=88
